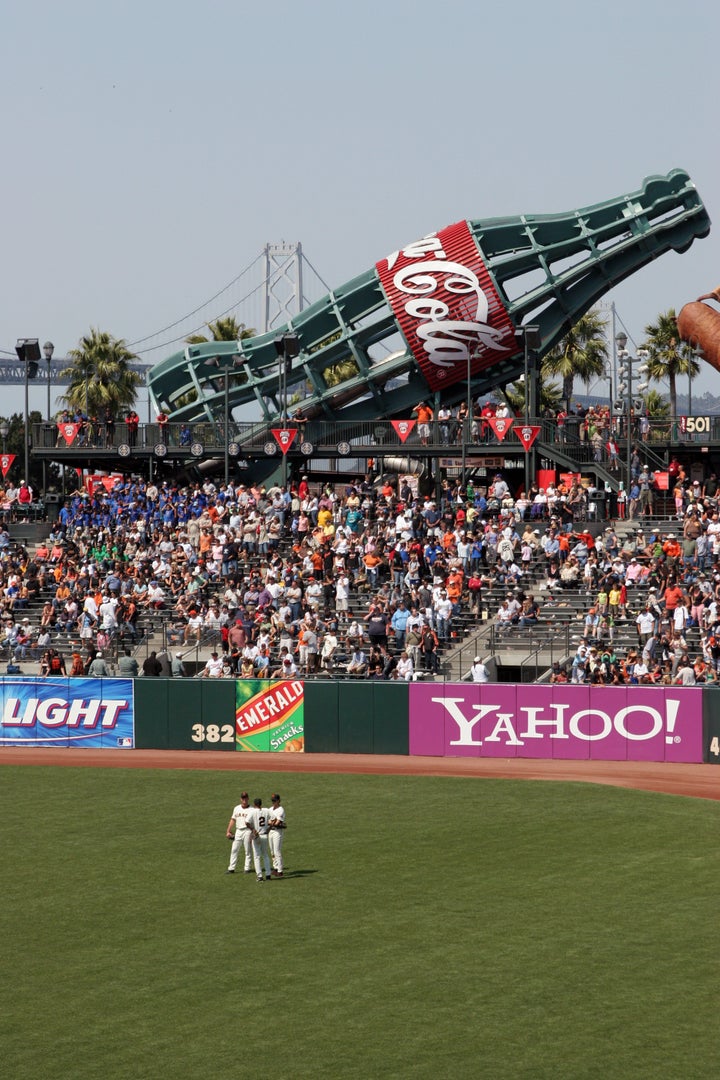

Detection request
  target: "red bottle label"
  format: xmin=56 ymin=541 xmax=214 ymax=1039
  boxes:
xmin=376 ymin=220 xmax=516 ymax=392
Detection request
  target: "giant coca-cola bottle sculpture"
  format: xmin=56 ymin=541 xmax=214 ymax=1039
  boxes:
xmin=149 ymin=169 xmax=709 ymax=424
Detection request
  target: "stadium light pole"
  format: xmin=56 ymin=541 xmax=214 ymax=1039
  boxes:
xmin=16 ymin=338 xmax=40 ymax=485
xmin=274 ymin=332 xmax=300 ymax=489
xmin=514 ymin=325 xmax=541 ymax=495
xmin=43 ymin=341 xmax=54 ymax=422
xmin=462 ymin=344 xmax=475 ymax=490
xmin=209 ymin=357 xmax=240 ymax=486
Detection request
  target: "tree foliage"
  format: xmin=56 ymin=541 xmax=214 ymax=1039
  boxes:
xmin=541 ymin=309 xmax=609 ymax=405
xmin=324 ymin=358 xmax=360 ymax=388
xmin=61 ymin=329 xmax=141 ymax=418
xmin=641 ymin=308 xmax=701 ymax=419
xmin=0 ymin=412 xmax=44 ymax=488
xmin=642 ymin=388 xmax=670 ymax=420
xmin=186 ymin=317 xmax=255 ymax=344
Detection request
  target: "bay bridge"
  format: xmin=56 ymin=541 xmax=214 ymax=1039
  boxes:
xmin=0 ymin=242 xmax=330 ymax=390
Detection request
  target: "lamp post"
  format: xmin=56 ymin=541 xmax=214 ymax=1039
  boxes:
xmin=209 ymin=357 xmax=240 ymax=485
xmin=514 ymin=324 xmax=541 ymax=495
xmin=274 ymin=332 xmax=300 ymax=488
xmin=16 ymin=338 xmax=40 ymax=485
xmin=617 ymin=332 xmax=626 ymax=447
xmin=461 ymin=345 xmax=474 ymax=489
xmin=0 ymin=422 xmax=8 ymax=454
xmin=43 ymin=341 xmax=54 ymax=422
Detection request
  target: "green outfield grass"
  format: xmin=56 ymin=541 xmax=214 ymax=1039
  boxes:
xmin=1 ymin=765 xmax=718 ymax=1080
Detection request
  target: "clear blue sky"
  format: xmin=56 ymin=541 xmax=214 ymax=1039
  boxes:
xmin=2 ymin=0 xmax=719 ymax=411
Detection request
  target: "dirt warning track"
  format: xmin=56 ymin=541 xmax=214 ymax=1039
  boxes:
xmin=1 ymin=747 xmax=718 ymax=801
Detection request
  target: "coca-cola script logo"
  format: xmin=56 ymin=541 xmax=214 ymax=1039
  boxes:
xmin=376 ymin=222 xmax=516 ymax=392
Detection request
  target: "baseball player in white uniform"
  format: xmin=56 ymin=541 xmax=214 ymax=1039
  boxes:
xmin=268 ymin=793 xmax=286 ymax=877
xmin=225 ymin=792 xmax=254 ymax=873
xmin=249 ymin=797 xmax=272 ymax=881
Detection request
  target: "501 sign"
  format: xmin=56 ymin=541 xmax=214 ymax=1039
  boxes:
xmin=680 ymin=416 xmax=711 ymax=434
xmin=191 ymin=723 xmax=234 ymax=744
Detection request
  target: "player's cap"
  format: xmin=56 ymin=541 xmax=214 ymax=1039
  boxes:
xmin=271 ymin=793 xmax=281 ymax=802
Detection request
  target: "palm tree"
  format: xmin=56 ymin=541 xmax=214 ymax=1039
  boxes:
xmin=643 ymin=388 xmax=670 ymax=420
xmin=186 ymin=316 xmax=255 ymax=344
xmin=641 ymin=308 xmax=701 ymax=420
xmin=541 ymin=309 xmax=609 ymax=406
xmin=503 ymin=377 xmax=562 ymax=417
xmin=324 ymin=357 xmax=360 ymax=388
xmin=62 ymin=329 xmax=141 ymax=417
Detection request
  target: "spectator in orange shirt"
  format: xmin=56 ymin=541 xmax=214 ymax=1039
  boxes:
xmin=663 ymin=579 xmax=684 ymax=612
xmin=446 ymin=569 xmax=464 ymax=614
xmin=413 ymin=402 xmax=434 ymax=445
xmin=662 ymin=534 xmax=681 ymax=570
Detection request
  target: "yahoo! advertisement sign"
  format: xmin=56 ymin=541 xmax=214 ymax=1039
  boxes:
xmin=409 ymin=684 xmax=703 ymax=763
xmin=0 ymin=678 xmax=134 ymax=748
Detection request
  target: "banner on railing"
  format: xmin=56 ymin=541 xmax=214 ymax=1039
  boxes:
xmin=409 ymin=684 xmax=702 ymax=762
xmin=0 ymin=678 xmax=134 ymax=748
xmin=235 ymin=679 xmax=304 ymax=752
xmin=391 ymin=419 xmax=416 ymax=443
xmin=513 ymin=424 xmax=541 ymax=451
xmin=57 ymin=423 xmax=79 ymax=446
xmin=271 ymin=428 xmax=298 ymax=455
xmin=487 ymin=416 xmax=513 ymax=442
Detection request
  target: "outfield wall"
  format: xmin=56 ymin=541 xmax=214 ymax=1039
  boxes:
xmin=0 ymin=677 xmax=718 ymax=764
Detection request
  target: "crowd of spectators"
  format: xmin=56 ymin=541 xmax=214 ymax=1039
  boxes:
xmin=0 ymin=471 xmax=485 ymax=681
xmin=535 ymin=475 xmax=720 ymax=684
xmin=0 ymin=453 xmax=717 ymax=685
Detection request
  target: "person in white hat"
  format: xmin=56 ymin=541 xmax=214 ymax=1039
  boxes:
xmin=470 ymin=656 xmax=490 ymax=683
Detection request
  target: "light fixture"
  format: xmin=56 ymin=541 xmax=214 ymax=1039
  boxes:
xmin=43 ymin=342 xmax=54 ymax=424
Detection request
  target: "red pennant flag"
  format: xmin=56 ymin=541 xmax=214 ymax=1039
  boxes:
xmin=0 ymin=453 xmax=16 ymax=479
xmin=487 ymin=416 xmax=512 ymax=442
xmin=513 ymin=424 xmax=541 ymax=451
xmin=391 ymin=419 xmax=416 ymax=444
xmin=58 ymin=422 xmax=79 ymax=446
xmin=271 ymin=428 xmax=298 ymax=455
xmin=101 ymin=477 xmax=118 ymax=493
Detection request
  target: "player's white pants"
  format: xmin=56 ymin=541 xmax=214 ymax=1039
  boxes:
xmin=228 ymin=829 xmax=253 ymax=871
xmin=252 ymin=834 xmax=271 ymax=878
xmin=269 ymin=829 xmax=284 ymax=873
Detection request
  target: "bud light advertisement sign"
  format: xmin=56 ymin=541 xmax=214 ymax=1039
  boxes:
xmin=0 ymin=678 xmax=134 ymax=748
